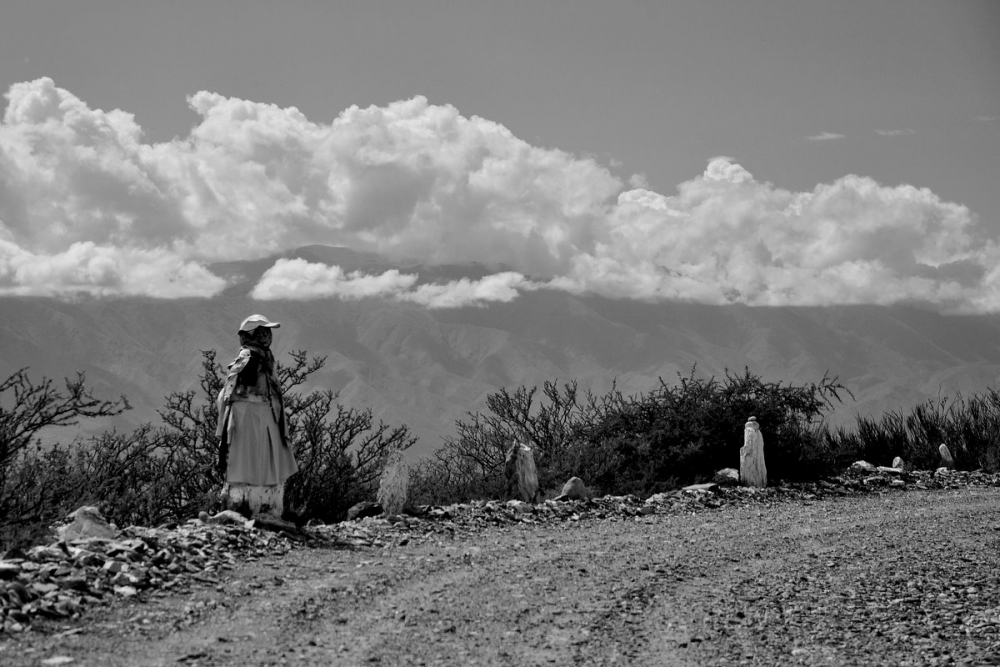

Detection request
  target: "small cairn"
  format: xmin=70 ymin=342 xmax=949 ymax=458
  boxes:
xmin=504 ymin=437 xmax=540 ymax=503
xmin=740 ymin=416 xmax=767 ymax=488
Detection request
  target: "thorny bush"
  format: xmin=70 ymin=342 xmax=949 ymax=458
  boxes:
xmin=411 ymin=368 xmax=853 ymax=503
xmin=0 ymin=353 xmax=415 ymax=550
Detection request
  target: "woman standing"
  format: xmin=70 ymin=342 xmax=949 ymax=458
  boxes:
xmin=216 ymin=314 xmax=298 ymax=518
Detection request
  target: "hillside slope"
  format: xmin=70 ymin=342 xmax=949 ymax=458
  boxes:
xmin=3 ymin=247 xmax=1000 ymax=454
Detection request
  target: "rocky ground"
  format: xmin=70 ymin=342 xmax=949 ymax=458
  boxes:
xmin=3 ymin=467 xmax=1000 ymax=666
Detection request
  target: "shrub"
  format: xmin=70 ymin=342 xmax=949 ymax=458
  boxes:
xmin=0 ymin=370 xmax=129 ymax=550
xmin=160 ymin=349 xmax=418 ymax=524
xmin=0 ymin=351 xmax=418 ymax=550
xmin=412 ymin=367 xmax=851 ymax=503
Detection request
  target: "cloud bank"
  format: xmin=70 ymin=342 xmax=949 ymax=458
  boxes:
xmin=1 ymin=77 xmax=997 ymax=312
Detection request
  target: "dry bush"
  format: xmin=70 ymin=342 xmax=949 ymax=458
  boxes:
xmin=377 ymin=449 xmax=410 ymax=516
xmin=414 ymin=368 xmax=851 ymax=502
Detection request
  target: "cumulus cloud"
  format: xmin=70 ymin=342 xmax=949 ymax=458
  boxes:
xmin=400 ymin=272 xmax=537 ymax=309
xmin=1 ymin=77 xmax=998 ymax=312
xmin=252 ymin=258 xmax=535 ymax=308
xmin=807 ymin=132 xmax=846 ymax=141
xmin=250 ymin=258 xmax=417 ymax=300
xmin=0 ymin=240 xmax=226 ymax=298
xmin=876 ymin=128 xmax=916 ymax=137
xmin=558 ymin=158 xmax=1000 ymax=312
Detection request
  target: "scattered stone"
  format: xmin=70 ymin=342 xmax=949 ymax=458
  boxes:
xmin=713 ymin=468 xmax=740 ymax=486
xmin=939 ymin=443 xmax=955 ymax=470
xmin=554 ymin=477 xmax=589 ymax=501
xmin=6 ymin=459 xmax=1000 ymax=635
xmin=0 ymin=561 xmax=20 ymax=580
xmin=850 ymin=460 xmax=876 ymax=472
xmin=252 ymin=515 xmax=300 ymax=536
xmin=892 ymin=456 xmax=905 ymax=470
xmin=740 ymin=417 xmax=767 ymax=488
xmin=347 ymin=501 xmax=383 ymax=521
xmin=1 ymin=514 xmax=297 ymax=633
xmin=505 ymin=500 xmax=534 ymax=513
xmin=682 ymin=483 xmax=717 ymax=492
xmin=55 ymin=506 xmax=118 ymax=542
xmin=202 ymin=510 xmax=248 ymax=526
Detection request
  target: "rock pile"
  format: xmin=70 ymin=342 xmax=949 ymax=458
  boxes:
xmin=1 ymin=517 xmax=296 ymax=634
xmin=4 ymin=462 xmax=1000 ymax=634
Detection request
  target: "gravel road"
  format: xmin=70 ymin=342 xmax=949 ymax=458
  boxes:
xmin=4 ymin=486 xmax=1000 ymax=666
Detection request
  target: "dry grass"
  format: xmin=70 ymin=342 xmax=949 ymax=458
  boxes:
xmin=377 ymin=449 xmax=410 ymax=516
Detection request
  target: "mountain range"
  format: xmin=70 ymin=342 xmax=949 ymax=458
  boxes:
xmin=4 ymin=245 xmax=1000 ymax=457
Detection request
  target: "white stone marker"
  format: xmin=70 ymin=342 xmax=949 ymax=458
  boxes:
xmin=740 ymin=416 xmax=768 ymax=488
xmin=939 ymin=443 xmax=955 ymax=470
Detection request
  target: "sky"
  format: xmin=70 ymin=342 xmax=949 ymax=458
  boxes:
xmin=0 ymin=0 xmax=998 ymax=311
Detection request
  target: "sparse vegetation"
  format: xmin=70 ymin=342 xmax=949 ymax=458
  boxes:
xmin=410 ymin=367 xmax=853 ymax=502
xmin=826 ymin=390 xmax=1000 ymax=472
xmin=5 ymin=356 xmax=1000 ymax=552
xmin=0 ymin=353 xmax=415 ymax=550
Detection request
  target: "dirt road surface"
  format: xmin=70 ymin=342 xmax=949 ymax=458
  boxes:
xmin=4 ymin=487 xmax=1000 ymax=666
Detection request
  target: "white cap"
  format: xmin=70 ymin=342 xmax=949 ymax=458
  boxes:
xmin=239 ymin=314 xmax=281 ymax=332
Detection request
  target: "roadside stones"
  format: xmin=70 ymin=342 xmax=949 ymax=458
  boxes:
xmin=504 ymin=440 xmax=540 ymax=503
xmin=5 ymin=463 xmax=1000 ymax=635
xmin=555 ymin=477 xmax=589 ymax=501
xmin=713 ymin=468 xmax=740 ymax=486
xmin=347 ymin=501 xmax=383 ymax=521
xmin=939 ymin=444 xmax=955 ymax=470
xmin=1 ymin=516 xmax=296 ymax=634
xmin=55 ymin=506 xmax=118 ymax=542
xmin=682 ymin=483 xmax=718 ymax=493
xmin=505 ymin=500 xmax=534 ymax=514
xmin=740 ymin=417 xmax=767 ymax=488
xmin=200 ymin=510 xmax=249 ymax=526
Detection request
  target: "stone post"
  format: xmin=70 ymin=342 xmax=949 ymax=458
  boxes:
xmin=740 ymin=416 xmax=767 ymax=488
xmin=939 ymin=443 xmax=955 ymax=470
xmin=504 ymin=440 xmax=540 ymax=503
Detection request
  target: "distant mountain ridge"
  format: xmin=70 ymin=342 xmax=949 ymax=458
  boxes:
xmin=3 ymin=246 xmax=1000 ymax=456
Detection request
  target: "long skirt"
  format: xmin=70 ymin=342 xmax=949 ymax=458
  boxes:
xmin=225 ymin=401 xmax=298 ymax=486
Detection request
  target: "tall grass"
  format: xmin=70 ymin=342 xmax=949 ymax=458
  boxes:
xmin=828 ymin=389 xmax=1000 ymax=471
